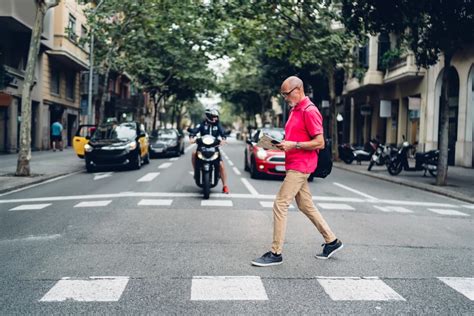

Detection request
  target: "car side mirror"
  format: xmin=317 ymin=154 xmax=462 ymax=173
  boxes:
xmin=85 ymin=136 xmax=90 ymax=140
xmin=246 ymin=139 xmax=253 ymax=145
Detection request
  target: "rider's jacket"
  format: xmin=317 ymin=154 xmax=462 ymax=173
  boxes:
xmin=189 ymin=120 xmax=227 ymax=139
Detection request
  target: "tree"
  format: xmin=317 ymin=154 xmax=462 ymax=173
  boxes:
xmin=16 ymin=0 xmax=60 ymax=176
xmin=341 ymin=0 xmax=474 ymax=185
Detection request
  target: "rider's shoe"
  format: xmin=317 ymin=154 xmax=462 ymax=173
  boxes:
xmin=222 ymin=185 xmax=229 ymax=194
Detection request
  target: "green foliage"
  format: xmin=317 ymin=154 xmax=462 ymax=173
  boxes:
xmin=379 ymin=48 xmax=403 ymax=70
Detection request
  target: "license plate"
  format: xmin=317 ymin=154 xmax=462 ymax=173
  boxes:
xmin=154 ymin=148 xmax=163 ymax=152
xmin=275 ymin=165 xmax=286 ymax=172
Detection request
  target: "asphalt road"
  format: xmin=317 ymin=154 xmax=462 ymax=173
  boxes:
xmin=0 ymin=138 xmax=472 ymax=314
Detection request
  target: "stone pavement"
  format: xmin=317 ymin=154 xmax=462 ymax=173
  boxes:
xmin=334 ymin=160 xmax=474 ymax=204
xmin=0 ymin=148 xmax=84 ymax=194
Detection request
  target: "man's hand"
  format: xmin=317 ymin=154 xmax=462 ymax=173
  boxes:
xmin=189 ymin=137 xmax=196 ymax=144
xmin=276 ymin=140 xmax=296 ymax=152
xmin=220 ymin=139 xmax=227 ymax=145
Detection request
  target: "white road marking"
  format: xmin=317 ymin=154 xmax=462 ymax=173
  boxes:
xmin=189 ymin=171 xmax=194 ymax=175
xmin=232 ymin=167 xmax=241 ymax=175
xmin=138 ymin=199 xmax=173 ymax=206
xmin=158 ymin=162 xmax=172 ymax=169
xmin=318 ymin=203 xmax=355 ymax=210
xmin=191 ymin=276 xmax=268 ymax=301
xmin=317 ymin=277 xmax=405 ymax=301
xmin=184 ymin=144 xmax=195 ymax=153
xmin=428 ymin=209 xmax=469 ymax=216
xmin=333 ymin=182 xmax=379 ymax=201
xmin=241 ymin=178 xmax=259 ymax=196
xmin=93 ymin=172 xmax=113 ymax=180
xmin=201 ymin=200 xmax=233 ymax=207
xmin=0 ymin=171 xmax=81 ymax=197
xmin=438 ymin=277 xmax=474 ymax=300
xmin=227 ymin=160 xmax=234 ymax=167
xmin=137 ymin=172 xmax=160 ymax=182
xmin=373 ymin=206 xmax=413 ymax=213
xmin=379 ymin=199 xmax=459 ymax=208
xmin=169 ymin=157 xmax=179 ymax=161
xmin=461 ymin=204 xmax=474 ymax=209
xmin=260 ymin=201 xmax=294 ymax=209
xmin=74 ymin=200 xmax=111 ymax=208
xmin=9 ymin=203 xmax=51 ymax=211
xmin=0 ymin=234 xmax=61 ymax=243
xmin=40 ymin=276 xmax=129 ymax=302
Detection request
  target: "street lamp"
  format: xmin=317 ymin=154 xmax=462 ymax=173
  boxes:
xmin=87 ymin=0 xmax=105 ymax=124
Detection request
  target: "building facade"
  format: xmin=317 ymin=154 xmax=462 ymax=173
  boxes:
xmin=342 ymin=35 xmax=474 ymax=167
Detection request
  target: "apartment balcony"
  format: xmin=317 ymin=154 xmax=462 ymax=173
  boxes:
xmin=46 ymin=35 xmax=89 ymax=70
xmin=343 ymin=70 xmax=384 ymax=95
xmin=383 ymin=52 xmax=425 ymax=84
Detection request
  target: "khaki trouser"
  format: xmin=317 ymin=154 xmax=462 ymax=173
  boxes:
xmin=271 ymin=170 xmax=336 ymax=254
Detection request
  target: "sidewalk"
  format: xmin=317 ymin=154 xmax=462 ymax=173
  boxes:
xmin=334 ymin=161 xmax=474 ymax=204
xmin=0 ymin=148 xmax=84 ymax=194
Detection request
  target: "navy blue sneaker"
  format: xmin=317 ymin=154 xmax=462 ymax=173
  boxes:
xmin=315 ymin=239 xmax=343 ymax=259
xmin=251 ymin=251 xmax=283 ymax=267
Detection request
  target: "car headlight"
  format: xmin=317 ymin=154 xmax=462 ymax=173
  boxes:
xmin=129 ymin=141 xmax=137 ymax=150
xmin=84 ymin=144 xmax=93 ymax=152
xmin=256 ymin=148 xmax=267 ymax=160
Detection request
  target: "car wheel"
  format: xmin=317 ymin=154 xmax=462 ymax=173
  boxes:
xmin=180 ymin=145 xmax=185 ymax=154
xmin=131 ymin=151 xmax=141 ymax=170
xmin=85 ymin=158 xmax=95 ymax=173
xmin=244 ymin=152 xmax=250 ymax=171
xmin=250 ymin=158 xmax=260 ymax=179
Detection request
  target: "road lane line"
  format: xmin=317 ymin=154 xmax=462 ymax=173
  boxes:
xmin=333 ymin=182 xmax=379 ymax=201
xmin=201 ymin=200 xmax=233 ymax=207
xmin=93 ymin=172 xmax=113 ymax=180
xmin=191 ymin=276 xmax=268 ymax=301
xmin=0 ymin=234 xmax=61 ymax=243
xmin=240 ymin=178 xmax=259 ymax=196
xmin=138 ymin=199 xmax=173 ymax=206
xmin=227 ymin=160 xmax=234 ymax=167
xmin=232 ymin=167 xmax=241 ymax=175
xmin=137 ymin=172 xmax=160 ymax=182
xmin=158 ymin=162 xmax=172 ymax=169
xmin=169 ymin=157 xmax=179 ymax=161
xmin=74 ymin=200 xmax=112 ymax=208
xmin=9 ymin=203 xmax=51 ymax=211
xmin=427 ymin=209 xmax=469 ymax=216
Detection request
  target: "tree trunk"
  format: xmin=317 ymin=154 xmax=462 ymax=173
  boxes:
xmin=436 ymin=54 xmax=451 ymax=186
xmin=98 ymin=66 xmax=110 ymax=124
xmin=327 ymin=67 xmax=337 ymax=157
xmin=152 ymin=93 xmax=163 ymax=131
xmin=15 ymin=2 xmax=52 ymax=176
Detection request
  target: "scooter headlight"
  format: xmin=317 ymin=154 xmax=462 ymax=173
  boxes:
xmin=202 ymin=135 xmax=214 ymax=145
xmin=256 ymin=148 xmax=267 ymax=160
xmin=84 ymin=143 xmax=93 ymax=152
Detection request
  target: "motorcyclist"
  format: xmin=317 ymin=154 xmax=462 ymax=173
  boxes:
xmin=189 ymin=108 xmax=229 ymax=194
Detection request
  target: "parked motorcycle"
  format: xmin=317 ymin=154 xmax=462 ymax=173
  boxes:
xmin=338 ymin=140 xmax=378 ymax=164
xmin=386 ymin=141 xmax=439 ymax=176
xmin=368 ymin=143 xmax=397 ymax=171
xmin=192 ymin=134 xmax=221 ymax=199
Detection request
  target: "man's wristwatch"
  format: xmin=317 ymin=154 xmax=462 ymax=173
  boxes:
xmin=295 ymin=142 xmax=301 ymax=149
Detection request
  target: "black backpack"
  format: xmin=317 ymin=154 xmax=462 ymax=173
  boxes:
xmin=304 ymin=104 xmax=333 ymax=178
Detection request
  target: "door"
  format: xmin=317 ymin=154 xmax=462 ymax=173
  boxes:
xmin=67 ymin=114 xmax=77 ymax=147
xmin=73 ymin=124 xmax=96 ymax=158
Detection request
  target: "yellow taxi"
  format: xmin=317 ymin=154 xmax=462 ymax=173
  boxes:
xmin=74 ymin=121 xmax=150 ymax=172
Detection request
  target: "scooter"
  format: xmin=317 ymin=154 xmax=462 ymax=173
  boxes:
xmin=192 ymin=134 xmax=221 ymax=199
xmin=386 ymin=141 xmax=439 ymax=177
xmin=368 ymin=143 xmax=397 ymax=171
xmin=338 ymin=140 xmax=378 ymax=164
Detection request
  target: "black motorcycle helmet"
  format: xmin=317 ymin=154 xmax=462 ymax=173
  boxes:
xmin=205 ymin=108 xmax=219 ymax=123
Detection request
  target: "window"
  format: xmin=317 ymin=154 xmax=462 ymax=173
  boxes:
xmin=68 ymin=14 xmax=77 ymax=41
xmin=66 ymin=72 xmax=75 ymax=100
xmin=51 ymin=68 xmax=60 ymax=95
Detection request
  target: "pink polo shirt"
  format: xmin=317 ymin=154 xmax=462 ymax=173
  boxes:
xmin=284 ymin=96 xmax=323 ymax=174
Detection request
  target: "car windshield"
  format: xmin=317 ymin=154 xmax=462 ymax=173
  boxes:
xmin=92 ymin=123 xmax=136 ymax=141
xmin=260 ymin=129 xmax=284 ymax=142
xmin=152 ymin=130 xmax=176 ymax=140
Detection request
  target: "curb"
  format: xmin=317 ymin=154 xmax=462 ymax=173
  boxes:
xmin=0 ymin=170 xmax=82 ymax=195
xmin=334 ymin=163 xmax=474 ymax=204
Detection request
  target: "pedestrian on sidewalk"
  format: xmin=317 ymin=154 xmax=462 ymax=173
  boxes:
xmin=51 ymin=119 xmax=63 ymax=152
xmin=251 ymin=76 xmax=343 ymax=267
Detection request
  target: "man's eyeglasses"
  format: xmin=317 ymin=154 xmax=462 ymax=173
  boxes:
xmin=280 ymin=87 xmax=297 ymax=97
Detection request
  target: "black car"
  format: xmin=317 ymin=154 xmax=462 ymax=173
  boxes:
xmin=84 ymin=121 xmax=150 ymax=172
xmin=148 ymin=128 xmax=185 ymax=157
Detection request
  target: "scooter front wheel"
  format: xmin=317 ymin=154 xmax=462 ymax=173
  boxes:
xmin=203 ymin=171 xmax=211 ymax=199
xmin=368 ymin=160 xmax=375 ymax=171
xmin=428 ymin=169 xmax=438 ymax=177
xmin=387 ymin=162 xmax=402 ymax=175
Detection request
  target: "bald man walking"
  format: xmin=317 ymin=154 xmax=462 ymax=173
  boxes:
xmin=251 ymin=76 xmax=343 ymax=267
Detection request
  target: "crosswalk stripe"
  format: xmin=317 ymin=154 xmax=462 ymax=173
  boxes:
xmin=438 ymin=277 xmax=474 ymax=300
xmin=201 ymin=200 xmax=233 ymax=207
xmin=191 ymin=276 xmax=268 ymax=301
xmin=461 ymin=205 xmax=474 ymax=209
xmin=317 ymin=277 xmax=405 ymax=301
xmin=40 ymin=277 xmax=129 ymax=302
xmin=374 ymin=206 xmax=413 ymax=213
xmin=9 ymin=203 xmax=51 ymax=211
xmin=138 ymin=199 xmax=173 ymax=206
xmin=428 ymin=209 xmax=469 ymax=216
xmin=74 ymin=200 xmax=111 ymax=208
xmin=318 ymin=203 xmax=355 ymax=210
xmin=158 ymin=162 xmax=172 ymax=169
xmin=260 ymin=201 xmax=294 ymax=209
xmin=137 ymin=172 xmax=160 ymax=182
